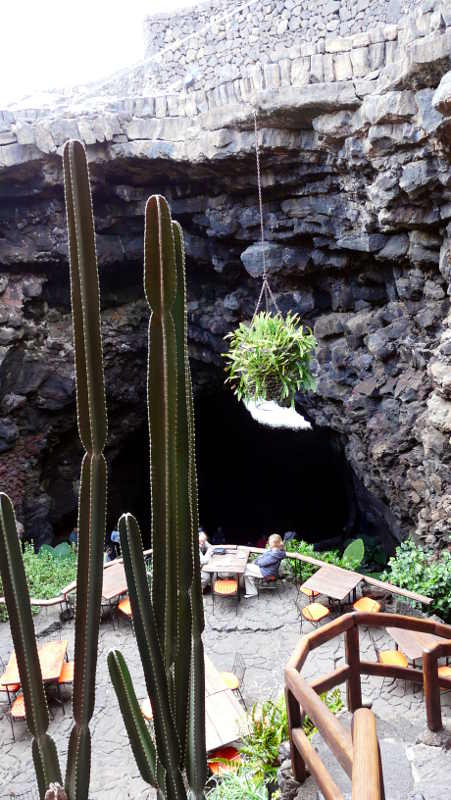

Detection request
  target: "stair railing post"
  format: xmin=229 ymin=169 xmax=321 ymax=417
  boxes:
xmin=423 ymin=649 xmax=442 ymax=731
xmin=285 ymin=686 xmax=306 ymax=783
xmin=345 ymin=621 xmax=362 ymax=712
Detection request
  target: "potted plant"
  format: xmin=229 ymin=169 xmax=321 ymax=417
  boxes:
xmin=223 ymin=311 xmax=317 ymax=407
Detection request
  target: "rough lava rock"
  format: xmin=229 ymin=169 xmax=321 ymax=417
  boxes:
xmin=0 ymin=4 xmax=450 ymax=549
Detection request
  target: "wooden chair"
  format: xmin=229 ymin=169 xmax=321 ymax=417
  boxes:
xmin=220 ymin=653 xmax=247 ymax=708
xmin=212 ymin=578 xmax=239 ymax=615
xmin=255 ymin=574 xmax=282 ymax=598
xmin=438 ymin=665 xmax=451 ymax=696
xmin=300 ymin=602 xmax=330 ymax=633
xmin=0 ymin=655 xmax=19 ymax=707
xmin=369 ymin=630 xmax=408 ymax=691
xmin=353 ymin=597 xmax=382 ymax=614
xmin=208 ymin=746 xmax=241 ymax=775
xmin=117 ymin=596 xmax=133 ymax=626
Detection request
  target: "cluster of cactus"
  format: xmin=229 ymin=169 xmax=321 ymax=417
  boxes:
xmin=0 ymin=142 xmax=207 ymax=799
xmin=0 ymin=140 xmax=108 ymax=799
xmin=108 ymin=194 xmax=207 ymax=800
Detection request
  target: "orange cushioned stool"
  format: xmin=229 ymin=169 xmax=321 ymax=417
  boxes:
xmin=438 ymin=665 xmax=451 ymax=695
xmin=300 ymin=602 xmax=330 ymax=633
xmin=212 ymin=579 xmax=239 ymax=615
xmin=117 ymin=597 xmax=133 ymax=626
xmin=208 ymin=746 xmax=241 ymax=775
xmin=353 ymin=597 xmax=381 ymax=614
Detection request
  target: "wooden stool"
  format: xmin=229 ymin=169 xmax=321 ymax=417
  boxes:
xmin=300 ymin=602 xmax=330 ymax=633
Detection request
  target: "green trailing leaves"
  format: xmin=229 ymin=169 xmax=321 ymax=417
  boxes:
xmin=223 ymin=310 xmax=317 ymax=407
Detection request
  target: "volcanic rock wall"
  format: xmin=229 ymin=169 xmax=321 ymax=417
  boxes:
xmin=0 ymin=1 xmax=450 ymax=548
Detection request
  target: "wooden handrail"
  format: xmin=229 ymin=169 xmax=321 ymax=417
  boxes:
xmin=285 ymin=611 xmax=451 ymax=798
xmin=285 ymin=667 xmax=353 ymax=778
xmin=292 ymin=727 xmax=345 ymax=800
xmin=352 ymin=709 xmax=384 ymax=800
xmin=241 ymin=545 xmax=433 ymax=605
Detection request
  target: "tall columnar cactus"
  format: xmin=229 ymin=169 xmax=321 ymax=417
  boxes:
xmin=108 ymin=196 xmax=207 ymax=800
xmin=0 ymin=140 xmax=107 ymax=800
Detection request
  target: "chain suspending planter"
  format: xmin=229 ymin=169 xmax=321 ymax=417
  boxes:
xmin=223 ymin=112 xmax=317 ymax=408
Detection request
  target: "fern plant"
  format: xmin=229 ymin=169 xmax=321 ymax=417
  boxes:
xmin=223 ymin=311 xmax=316 ymax=407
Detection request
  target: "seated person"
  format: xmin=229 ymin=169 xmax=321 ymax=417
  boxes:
xmin=244 ymin=533 xmax=285 ymax=598
xmin=68 ymin=526 xmax=78 ymax=547
xmin=199 ymin=529 xmax=213 ymax=591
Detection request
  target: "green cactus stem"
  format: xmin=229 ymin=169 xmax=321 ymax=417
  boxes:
xmin=62 ymin=140 xmax=108 ymax=800
xmin=109 ymin=197 xmax=207 ymax=799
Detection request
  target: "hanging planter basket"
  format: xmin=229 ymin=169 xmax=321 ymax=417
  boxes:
xmin=223 ymin=310 xmax=317 ymax=407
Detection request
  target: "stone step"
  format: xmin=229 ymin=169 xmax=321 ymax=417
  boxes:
xmin=294 ymin=711 xmax=451 ymax=800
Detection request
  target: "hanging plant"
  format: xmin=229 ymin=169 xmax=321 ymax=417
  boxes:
xmin=223 ymin=310 xmax=317 ymax=407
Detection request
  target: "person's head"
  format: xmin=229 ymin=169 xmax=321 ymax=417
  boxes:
xmin=268 ymin=534 xmax=283 ymax=550
xmin=199 ymin=530 xmax=208 ymax=548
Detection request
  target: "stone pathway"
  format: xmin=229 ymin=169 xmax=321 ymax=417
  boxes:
xmin=0 ymin=581 xmax=450 ymax=798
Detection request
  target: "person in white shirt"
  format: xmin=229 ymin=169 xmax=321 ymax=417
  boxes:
xmin=199 ymin=529 xmax=213 ymax=591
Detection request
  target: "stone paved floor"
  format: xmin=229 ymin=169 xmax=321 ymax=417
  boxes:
xmin=0 ymin=581 xmax=450 ymax=799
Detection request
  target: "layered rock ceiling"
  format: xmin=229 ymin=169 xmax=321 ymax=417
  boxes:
xmin=0 ymin=1 xmax=450 ymax=547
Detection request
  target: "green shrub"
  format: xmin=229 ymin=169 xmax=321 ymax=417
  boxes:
xmin=239 ymin=689 xmax=343 ymax=786
xmin=206 ymin=769 xmax=269 ymax=799
xmin=285 ymin=537 xmax=365 ymax=579
xmin=223 ymin=311 xmax=317 ymax=407
xmin=0 ymin=542 xmax=77 ymax=621
xmin=382 ymin=538 xmax=451 ymax=622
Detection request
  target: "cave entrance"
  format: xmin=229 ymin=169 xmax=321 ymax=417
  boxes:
xmin=108 ymin=389 xmax=352 ymax=549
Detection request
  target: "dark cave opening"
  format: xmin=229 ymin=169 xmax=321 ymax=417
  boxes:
xmin=107 ymin=389 xmax=353 ymax=549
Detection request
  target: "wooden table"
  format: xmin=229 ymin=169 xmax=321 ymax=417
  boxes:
xmin=300 ymin=564 xmax=363 ymax=602
xmin=1 ymin=640 xmax=68 ymax=688
xmin=204 ymin=655 xmax=247 ymax=751
xmin=102 ymin=561 xmax=128 ymax=602
xmin=201 ymin=547 xmax=250 ymax=575
xmin=386 ymin=627 xmax=448 ymax=663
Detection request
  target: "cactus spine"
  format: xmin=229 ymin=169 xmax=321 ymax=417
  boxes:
xmin=108 ymin=196 xmax=207 ymax=799
xmin=0 ymin=140 xmax=108 ymax=800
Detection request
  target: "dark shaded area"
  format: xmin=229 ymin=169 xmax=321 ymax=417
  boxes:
xmin=107 ymin=389 xmax=352 ymax=548
xmin=195 ymin=391 xmax=350 ymax=546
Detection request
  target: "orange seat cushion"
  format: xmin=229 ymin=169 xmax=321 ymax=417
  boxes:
xmin=209 ymin=746 xmax=241 ymax=775
xmin=220 ymin=671 xmax=240 ymax=690
xmin=141 ymin=697 xmax=153 ymax=721
xmin=118 ymin=598 xmax=132 ymax=617
xmin=0 ymin=677 xmax=19 ymax=693
xmin=379 ymin=650 xmax=408 ymax=668
xmin=301 ymin=588 xmax=319 ymax=599
xmin=438 ymin=666 xmax=451 ymax=680
xmin=353 ymin=597 xmax=381 ymax=614
xmin=59 ymin=661 xmax=75 ymax=684
xmin=11 ymin=693 xmax=26 ymax=719
xmin=302 ymin=602 xmax=330 ymax=623
xmin=214 ymin=579 xmax=238 ymax=596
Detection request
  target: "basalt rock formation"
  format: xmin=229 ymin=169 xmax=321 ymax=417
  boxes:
xmin=0 ymin=1 xmax=450 ymax=548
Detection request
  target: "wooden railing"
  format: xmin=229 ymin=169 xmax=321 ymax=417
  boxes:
xmin=285 ymin=612 xmax=451 ymax=799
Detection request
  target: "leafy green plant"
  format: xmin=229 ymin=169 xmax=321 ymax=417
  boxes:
xmin=223 ymin=311 xmax=316 ymax=406
xmin=206 ymin=769 xmax=269 ymax=799
xmin=302 ymin=689 xmax=344 ymax=738
xmin=382 ymin=538 xmax=451 ymax=621
xmin=240 ymin=696 xmax=288 ymax=783
xmin=342 ymin=538 xmax=364 ymax=570
xmin=285 ymin=537 xmax=365 ymax=580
